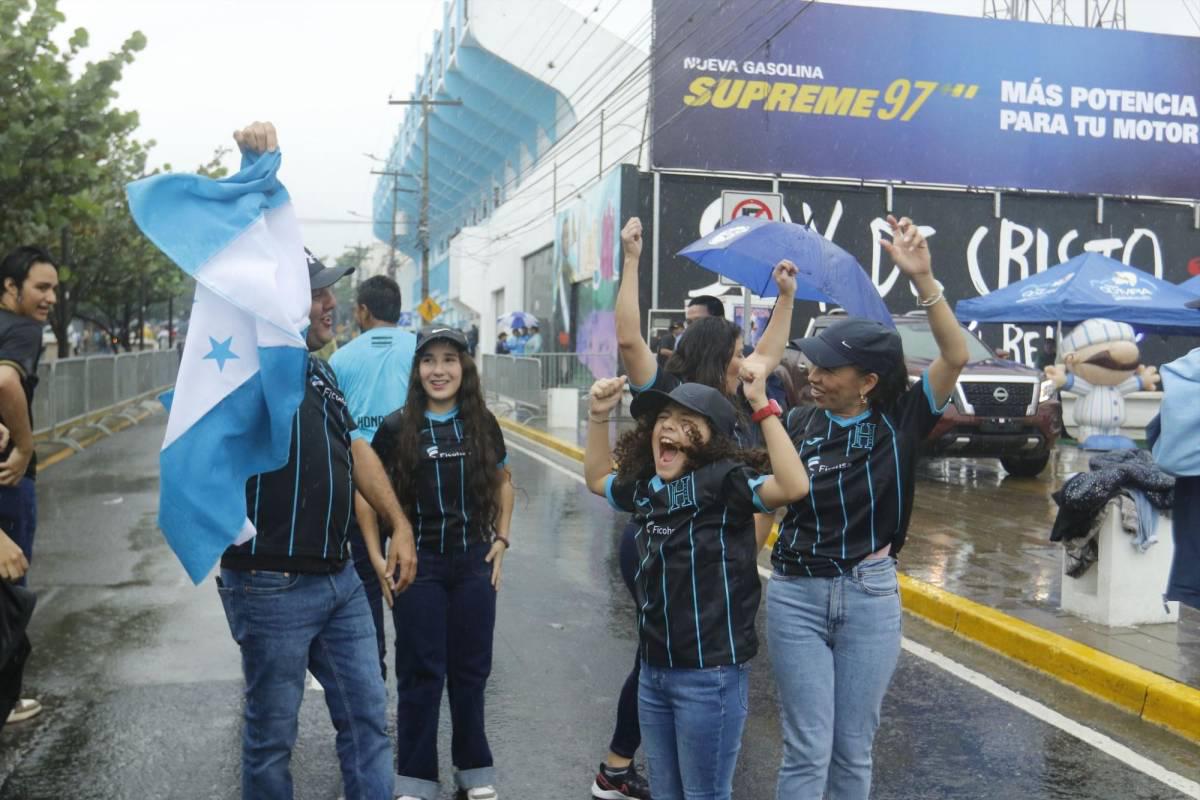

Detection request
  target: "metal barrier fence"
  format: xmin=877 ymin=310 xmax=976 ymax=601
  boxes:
xmin=481 ymin=353 xmax=609 ymax=418
xmin=32 ymin=350 xmax=179 ymax=438
xmin=480 ymin=354 xmax=543 ymax=412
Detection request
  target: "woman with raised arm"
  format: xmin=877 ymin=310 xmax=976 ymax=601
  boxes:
xmin=768 ymin=216 xmax=968 ymax=800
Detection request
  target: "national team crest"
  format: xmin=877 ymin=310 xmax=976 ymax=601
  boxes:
xmin=667 ymin=474 xmax=697 ymax=513
xmin=850 ymin=422 xmax=877 ymax=450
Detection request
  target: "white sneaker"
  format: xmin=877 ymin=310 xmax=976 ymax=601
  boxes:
xmin=395 ymin=796 xmax=422 ymax=800
xmin=464 ymin=787 xmax=497 ymax=800
xmin=6 ymin=698 xmax=42 ymax=723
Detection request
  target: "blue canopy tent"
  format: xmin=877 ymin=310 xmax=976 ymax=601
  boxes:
xmin=955 ymin=252 xmax=1200 ymax=335
xmin=1180 ymin=273 xmax=1200 ymax=297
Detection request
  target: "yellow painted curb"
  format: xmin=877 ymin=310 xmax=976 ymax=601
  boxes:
xmin=497 ymin=417 xmax=585 ymax=462
xmin=500 ymin=417 xmax=1200 ymax=743
xmin=1144 ymin=680 xmax=1200 ymax=742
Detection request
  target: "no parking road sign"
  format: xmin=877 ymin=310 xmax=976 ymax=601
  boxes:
xmin=721 ymin=190 xmax=782 ymax=225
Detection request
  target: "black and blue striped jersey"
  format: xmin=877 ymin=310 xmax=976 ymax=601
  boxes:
xmin=605 ymin=459 xmax=773 ymax=669
xmin=772 ymin=371 xmax=947 ymax=578
xmin=371 ymin=407 xmax=508 ymax=553
xmin=224 ymin=357 xmax=357 ymax=574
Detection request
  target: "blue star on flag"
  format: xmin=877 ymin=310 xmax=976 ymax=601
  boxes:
xmin=203 ymin=336 xmax=239 ymax=372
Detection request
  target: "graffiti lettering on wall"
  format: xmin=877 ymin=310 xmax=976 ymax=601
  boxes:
xmin=658 ymin=175 xmax=1200 ymax=368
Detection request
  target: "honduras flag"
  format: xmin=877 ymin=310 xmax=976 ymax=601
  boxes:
xmin=126 ymin=151 xmax=310 ymax=584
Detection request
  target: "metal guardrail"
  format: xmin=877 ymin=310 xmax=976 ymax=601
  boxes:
xmin=481 ymin=354 xmax=543 ymax=412
xmin=482 ymin=353 xmax=609 ymax=420
xmin=32 ymin=350 xmax=178 ymax=439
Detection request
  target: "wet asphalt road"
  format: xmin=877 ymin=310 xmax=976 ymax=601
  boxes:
xmin=1 ymin=413 xmax=1198 ymax=799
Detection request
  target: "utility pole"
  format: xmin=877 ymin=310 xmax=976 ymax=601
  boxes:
xmin=388 ymin=95 xmax=462 ymax=304
xmin=369 ymin=169 xmax=415 ymax=279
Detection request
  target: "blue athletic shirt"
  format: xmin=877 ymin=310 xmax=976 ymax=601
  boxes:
xmin=605 ymin=460 xmax=774 ymax=669
xmin=328 ymin=326 xmax=417 ymax=442
xmin=772 ymin=371 xmax=949 ymax=578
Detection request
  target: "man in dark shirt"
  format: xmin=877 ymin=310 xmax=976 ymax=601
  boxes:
xmin=0 ymin=245 xmax=58 ymax=726
xmin=215 ymin=120 xmax=417 ymax=800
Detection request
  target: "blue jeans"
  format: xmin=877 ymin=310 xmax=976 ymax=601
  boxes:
xmin=766 ymin=557 xmax=902 ymax=800
xmin=0 ymin=477 xmax=37 ymax=588
xmin=638 ymin=661 xmax=750 ymax=800
xmin=392 ymin=542 xmax=496 ymax=799
xmin=217 ymin=563 xmax=393 ymax=800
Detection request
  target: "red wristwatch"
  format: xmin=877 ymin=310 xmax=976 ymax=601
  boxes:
xmin=751 ymin=399 xmax=783 ymax=424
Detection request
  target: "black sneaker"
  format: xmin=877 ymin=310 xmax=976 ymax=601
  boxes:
xmin=591 ymin=762 xmax=651 ymax=800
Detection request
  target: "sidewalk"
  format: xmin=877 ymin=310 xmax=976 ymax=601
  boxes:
xmin=499 ymin=409 xmax=1200 ymax=741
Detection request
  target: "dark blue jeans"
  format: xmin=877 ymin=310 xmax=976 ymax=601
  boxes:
xmin=348 ymin=520 xmax=387 ymax=680
xmin=0 ymin=477 xmax=37 ymax=588
xmin=392 ymin=542 xmax=497 ymax=799
xmin=610 ymin=520 xmax=642 ymax=759
xmin=217 ymin=563 xmax=393 ymax=800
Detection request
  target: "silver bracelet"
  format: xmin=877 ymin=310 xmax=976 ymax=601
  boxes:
xmin=917 ymin=291 xmax=945 ymax=308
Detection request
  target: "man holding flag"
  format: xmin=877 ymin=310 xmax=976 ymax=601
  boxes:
xmin=128 ymin=121 xmax=416 ymax=799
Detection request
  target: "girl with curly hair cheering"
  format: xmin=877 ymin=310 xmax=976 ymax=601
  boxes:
xmin=583 ymin=361 xmax=809 ymax=800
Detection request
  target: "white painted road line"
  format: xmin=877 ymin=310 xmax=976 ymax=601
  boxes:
xmin=505 ymin=434 xmax=1200 ymax=798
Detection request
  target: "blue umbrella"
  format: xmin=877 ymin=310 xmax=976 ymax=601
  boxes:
xmin=497 ymin=311 xmax=538 ymax=330
xmin=677 ymin=217 xmax=894 ymax=327
xmin=954 ymin=252 xmax=1200 ymax=335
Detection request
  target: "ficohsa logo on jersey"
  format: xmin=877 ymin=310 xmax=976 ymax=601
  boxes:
xmin=708 ymin=224 xmax=751 ymax=246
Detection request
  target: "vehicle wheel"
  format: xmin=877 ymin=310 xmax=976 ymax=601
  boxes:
xmin=1000 ymin=452 xmax=1050 ymax=477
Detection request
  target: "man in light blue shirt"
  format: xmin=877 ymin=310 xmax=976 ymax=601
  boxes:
xmin=525 ymin=324 xmax=543 ymax=354
xmin=329 ymin=275 xmax=416 ymax=679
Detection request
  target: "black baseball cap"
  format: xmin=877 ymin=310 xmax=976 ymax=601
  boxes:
xmin=791 ymin=318 xmax=902 ymax=375
xmin=307 ymin=248 xmax=354 ymax=290
xmin=416 ymin=325 xmax=469 ymax=353
xmin=630 ymin=383 xmax=737 ymax=439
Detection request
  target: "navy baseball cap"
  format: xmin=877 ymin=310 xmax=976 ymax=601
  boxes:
xmin=791 ymin=319 xmax=902 ymax=375
xmin=306 ymin=248 xmax=354 ymax=290
xmin=416 ymin=326 xmax=469 ymax=352
xmin=1188 ymin=297 xmax=1200 ymax=309
xmin=630 ymin=383 xmax=737 ymax=439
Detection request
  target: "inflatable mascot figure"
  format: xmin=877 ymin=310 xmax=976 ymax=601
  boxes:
xmin=1044 ymin=318 xmax=1159 ymax=450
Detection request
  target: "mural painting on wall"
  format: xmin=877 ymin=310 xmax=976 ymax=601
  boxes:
xmin=553 ymin=168 xmax=623 ymax=379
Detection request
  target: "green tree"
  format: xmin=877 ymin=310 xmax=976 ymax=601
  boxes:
xmin=0 ymin=0 xmax=145 ymax=248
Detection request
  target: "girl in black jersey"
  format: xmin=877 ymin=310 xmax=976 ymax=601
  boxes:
xmin=584 ymin=364 xmax=809 ymax=800
xmin=768 ymin=217 xmax=967 ymax=800
xmin=359 ymin=327 xmax=514 ymax=800
xmin=589 ymin=218 xmax=799 ymax=800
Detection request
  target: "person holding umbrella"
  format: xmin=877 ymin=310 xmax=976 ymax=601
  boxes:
xmin=769 ymin=216 xmax=967 ymax=800
xmin=585 ymin=218 xmax=796 ymax=800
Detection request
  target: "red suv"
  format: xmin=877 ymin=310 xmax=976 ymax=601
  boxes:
xmin=780 ymin=312 xmax=1063 ymax=477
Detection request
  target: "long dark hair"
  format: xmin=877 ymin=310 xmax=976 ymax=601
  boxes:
xmin=664 ymin=316 xmax=741 ymax=397
xmin=389 ymin=347 xmax=503 ymax=534
xmin=612 ymin=405 xmax=770 ymax=484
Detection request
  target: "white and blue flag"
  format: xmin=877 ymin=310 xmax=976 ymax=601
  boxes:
xmin=126 ymin=151 xmax=310 ymax=583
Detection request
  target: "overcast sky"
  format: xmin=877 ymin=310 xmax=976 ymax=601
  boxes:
xmin=57 ymin=0 xmax=1200 ymax=259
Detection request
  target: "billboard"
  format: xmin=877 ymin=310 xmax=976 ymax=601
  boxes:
xmin=651 ymin=1 xmax=1200 ymax=199
xmin=649 ymin=173 xmax=1200 ymax=368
